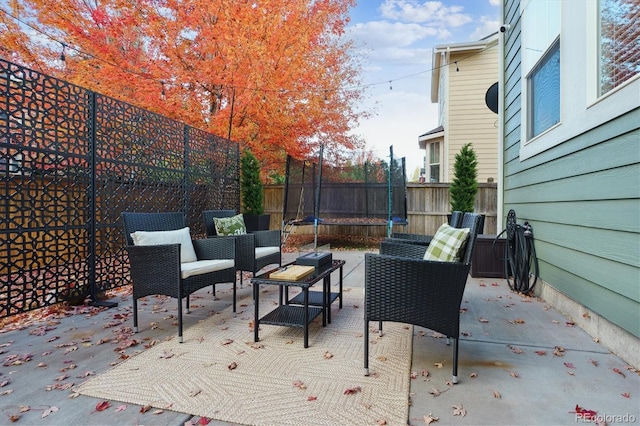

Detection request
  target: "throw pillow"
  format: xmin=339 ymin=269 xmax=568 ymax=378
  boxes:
xmin=423 ymin=223 xmax=470 ymax=262
xmin=213 ymin=214 xmax=247 ymax=236
xmin=130 ymin=227 xmax=198 ymax=263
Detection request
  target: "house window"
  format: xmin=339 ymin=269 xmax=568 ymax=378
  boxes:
xmin=522 ymin=0 xmax=561 ymax=141
xmin=528 ymin=38 xmax=560 ymax=139
xmin=599 ymin=0 xmax=640 ymax=96
xmin=427 ymin=142 xmax=440 ymax=183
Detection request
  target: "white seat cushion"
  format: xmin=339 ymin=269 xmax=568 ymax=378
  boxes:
xmin=255 ymin=246 xmax=280 ymax=259
xmin=180 ymin=259 xmax=234 ymax=279
xmin=131 ymin=227 xmax=198 ymax=263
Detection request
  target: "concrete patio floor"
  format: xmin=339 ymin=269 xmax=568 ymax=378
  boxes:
xmin=0 ymin=250 xmax=638 ymax=425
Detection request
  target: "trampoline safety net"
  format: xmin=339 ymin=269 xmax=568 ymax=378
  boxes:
xmin=282 ymin=147 xmax=407 ymax=228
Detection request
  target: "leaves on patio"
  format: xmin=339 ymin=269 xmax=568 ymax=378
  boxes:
xmin=553 ymin=346 xmax=565 ymax=357
xmin=292 ymin=380 xmax=307 ymax=390
xmin=571 ymin=404 xmax=598 ymax=421
xmin=423 ymin=413 xmax=439 ymax=424
xmin=41 ymin=406 xmax=59 ymax=418
xmin=228 ymin=361 xmax=238 ymax=370
xmin=613 ymin=368 xmax=626 ymax=378
xmin=343 ymin=386 xmax=361 ymax=395
xmin=451 ymin=405 xmax=466 ymax=416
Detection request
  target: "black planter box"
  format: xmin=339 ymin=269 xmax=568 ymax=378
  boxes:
xmin=296 ymin=252 xmax=332 ymax=269
xmin=471 ymin=234 xmax=506 ymax=278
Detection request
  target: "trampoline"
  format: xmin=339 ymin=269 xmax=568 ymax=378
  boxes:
xmin=282 ymin=146 xmax=407 ymax=247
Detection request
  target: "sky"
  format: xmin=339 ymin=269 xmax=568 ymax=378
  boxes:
xmin=345 ymin=0 xmax=500 ymax=175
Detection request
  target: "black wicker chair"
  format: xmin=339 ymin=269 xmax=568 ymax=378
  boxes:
xmin=364 ymin=213 xmax=483 ymax=383
xmin=203 ymin=210 xmax=281 ymax=287
xmin=122 ymin=212 xmax=237 ymax=343
xmin=384 ymin=210 xmax=465 ymax=246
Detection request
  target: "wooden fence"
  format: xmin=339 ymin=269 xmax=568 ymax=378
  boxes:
xmin=264 ymin=182 xmax=498 ymax=237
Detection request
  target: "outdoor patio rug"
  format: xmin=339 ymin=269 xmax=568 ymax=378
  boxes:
xmin=76 ymin=287 xmax=413 ymax=425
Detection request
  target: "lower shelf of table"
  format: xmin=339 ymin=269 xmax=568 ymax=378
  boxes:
xmin=259 ymin=305 xmax=323 ymax=328
xmin=288 ymin=290 xmax=340 ymax=307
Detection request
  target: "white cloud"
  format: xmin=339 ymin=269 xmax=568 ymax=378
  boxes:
xmin=469 ymin=16 xmax=501 ymax=40
xmin=351 ymin=87 xmax=439 ymax=173
xmin=489 ymin=0 xmax=501 ymax=6
xmin=349 ymin=21 xmax=439 ymax=49
xmin=379 ymin=0 xmax=473 ymax=27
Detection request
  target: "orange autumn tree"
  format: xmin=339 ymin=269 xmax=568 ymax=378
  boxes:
xmin=0 ymin=0 xmax=369 ymax=173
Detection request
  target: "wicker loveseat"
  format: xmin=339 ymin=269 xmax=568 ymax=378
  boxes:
xmin=364 ymin=213 xmax=484 ymax=383
xmin=122 ymin=212 xmax=237 ymax=343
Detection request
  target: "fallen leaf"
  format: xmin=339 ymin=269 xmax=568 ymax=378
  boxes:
xmin=534 ymin=350 xmax=547 ymax=356
xmin=469 ymin=372 xmax=477 ymax=378
xmin=221 ymin=339 xmax=233 ymax=346
xmin=508 ymin=345 xmax=524 ymax=354
xmin=590 ymin=360 xmax=599 ymax=367
xmin=140 ymin=405 xmax=152 ymax=413
xmin=307 ymin=395 xmax=317 ymax=401
xmin=571 ymin=404 xmax=597 ymax=420
xmin=95 ymin=401 xmax=111 ymax=412
xmin=343 ymin=386 xmax=361 ymax=395
xmin=41 ymin=406 xmax=59 ymax=418
xmin=434 ymin=362 xmax=443 ymax=369
xmin=189 ymin=389 xmax=202 ymax=397
xmin=114 ymin=404 xmax=127 ymax=412
xmin=376 ymin=420 xmax=387 ymax=425
xmin=478 ymin=318 xmax=489 ymax=323
xmin=228 ymin=362 xmax=238 ymax=370
xmin=564 ymin=362 xmax=575 ymax=369
xmin=199 ymin=418 xmax=211 ymax=425
xmin=293 ymin=380 xmax=307 ymax=390
xmin=510 ymin=371 xmax=520 ymax=378
xmin=423 ymin=413 xmax=439 ymax=424
xmin=324 ymin=351 xmax=333 ymax=359
xmin=622 ymin=392 xmax=630 ymax=398
xmin=429 ymin=388 xmax=441 ymax=397
xmin=9 ymin=414 xmax=19 ymax=422
xmin=566 ymin=321 xmax=575 ymax=327
xmin=153 ymin=409 xmax=164 ymax=415
xmin=492 ymin=390 xmax=501 ymax=399
xmin=553 ymin=346 xmax=565 ymax=357
xmin=613 ymin=368 xmax=626 ymax=378
xmin=452 ymin=405 xmax=466 ymax=417
xmin=19 ymin=406 xmax=29 ymax=413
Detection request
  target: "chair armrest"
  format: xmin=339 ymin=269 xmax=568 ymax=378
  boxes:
xmin=364 ymin=253 xmax=471 ymax=336
xmin=252 ymin=229 xmax=281 ymax=247
xmin=125 ymin=244 xmax=182 ymax=298
xmin=379 ymin=241 xmax=427 ymax=259
xmin=192 ymin=237 xmax=236 ymax=260
xmin=390 ymin=233 xmax=433 ymax=245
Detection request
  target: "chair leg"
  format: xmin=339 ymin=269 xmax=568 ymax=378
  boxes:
xmin=232 ymin=280 xmax=237 ymax=318
xmin=364 ymin=320 xmax=369 ymax=376
xmin=133 ymin=298 xmax=139 ymax=333
xmin=185 ymin=294 xmax=190 ymax=314
xmin=178 ymin=299 xmax=184 ymax=344
xmin=452 ymin=337 xmax=459 ymax=384
xmin=378 ymin=320 xmax=383 ymax=336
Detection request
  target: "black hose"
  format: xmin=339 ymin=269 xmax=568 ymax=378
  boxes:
xmin=502 ymin=210 xmax=539 ymax=295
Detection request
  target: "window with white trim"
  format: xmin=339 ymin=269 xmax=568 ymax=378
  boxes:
xmin=599 ymin=0 xmax=640 ymax=96
xmin=427 ymin=141 xmax=440 ymax=183
xmin=522 ymin=0 xmax=561 ymax=141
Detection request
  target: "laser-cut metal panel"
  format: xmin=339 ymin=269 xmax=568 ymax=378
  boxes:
xmin=1 ymin=60 xmax=92 ymax=316
xmin=1 ymin=58 xmax=240 ymax=318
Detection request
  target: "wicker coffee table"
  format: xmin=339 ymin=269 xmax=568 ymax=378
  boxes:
xmin=251 ymin=259 xmax=345 ymax=348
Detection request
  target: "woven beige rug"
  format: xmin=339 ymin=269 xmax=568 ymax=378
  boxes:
xmin=77 ymin=288 xmax=413 ymax=425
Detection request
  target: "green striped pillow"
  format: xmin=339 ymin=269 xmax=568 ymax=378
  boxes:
xmin=423 ymin=223 xmax=470 ymax=262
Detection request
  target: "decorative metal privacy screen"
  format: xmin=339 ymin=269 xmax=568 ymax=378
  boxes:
xmin=0 ymin=58 xmax=239 ymax=318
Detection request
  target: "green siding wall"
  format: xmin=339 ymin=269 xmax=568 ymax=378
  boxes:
xmin=502 ymin=0 xmax=640 ymax=337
